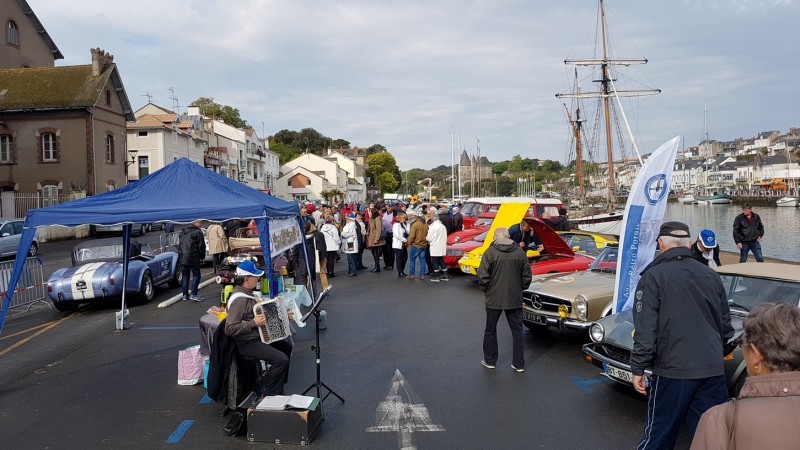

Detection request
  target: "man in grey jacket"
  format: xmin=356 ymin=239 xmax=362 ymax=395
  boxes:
xmin=631 ymin=221 xmax=733 ymax=450
xmin=477 ymin=227 xmax=532 ymax=373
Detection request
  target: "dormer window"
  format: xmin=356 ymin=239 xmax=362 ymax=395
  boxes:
xmin=7 ymin=21 xmax=20 ymax=46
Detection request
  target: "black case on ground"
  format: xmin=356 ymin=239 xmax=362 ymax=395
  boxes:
xmin=247 ymin=400 xmax=322 ymax=445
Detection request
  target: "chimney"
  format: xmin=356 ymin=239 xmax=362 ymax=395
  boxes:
xmin=90 ymin=48 xmax=114 ymax=76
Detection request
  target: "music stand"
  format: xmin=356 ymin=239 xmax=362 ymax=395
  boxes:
xmin=301 ymin=285 xmax=344 ymax=404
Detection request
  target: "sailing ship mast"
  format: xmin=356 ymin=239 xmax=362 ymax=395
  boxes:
xmin=556 ymin=0 xmax=660 ymax=210
xmin=562 ymin=69 xmax=585 ymax=202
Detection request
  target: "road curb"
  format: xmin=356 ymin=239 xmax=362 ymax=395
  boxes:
xmin=157 ymin=278 xmax=217 ymax=308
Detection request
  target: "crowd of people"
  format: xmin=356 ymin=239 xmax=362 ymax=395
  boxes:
xmin=289 ymin=199 xmax=465 ymax=284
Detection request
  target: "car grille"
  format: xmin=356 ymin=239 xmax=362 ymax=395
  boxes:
xmin=523 ymin=291 xmax=571 ymax=314
xmin=601 ymin=344 xmax=631 ymax=363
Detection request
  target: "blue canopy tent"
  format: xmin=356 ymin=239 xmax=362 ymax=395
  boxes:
xmin=0 ymin=158 xmax=301 ymax=335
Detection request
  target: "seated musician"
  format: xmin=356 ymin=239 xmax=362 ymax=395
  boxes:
xmin=224 ymin=260 xmax=293 ymax=396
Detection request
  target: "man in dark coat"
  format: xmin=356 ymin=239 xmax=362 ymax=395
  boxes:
xmin=631 ymin=221 xmax=733 ymax=449
xmin=451 ymin=206 xmax=463 ymax=232
xmin=733 ymin=202 xmax=765 ymax=262
xmin=477 ymin=227 xmax=532 ymax=373
xmin=690 ymin=229 xmax=722 ymax=267
xmin=508 ymin=219 xmax=543 ymax=252
xmin=549 ymin=208 xmax=575 ymax=231
xmin=437 ymin=207 xmax=456 ymax=235
xmin=179 ymin=220 xmax=206 ymax=301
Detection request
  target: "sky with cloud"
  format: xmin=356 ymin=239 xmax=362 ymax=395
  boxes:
xmin=29 ymin=0 xmax=799 ymax=170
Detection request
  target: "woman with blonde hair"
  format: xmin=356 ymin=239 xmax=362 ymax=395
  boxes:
xmin=691 ymin=302 xmax=800 ymax=449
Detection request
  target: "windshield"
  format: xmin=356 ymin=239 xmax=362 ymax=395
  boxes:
xmin=474 ymin=231 xmax=488 ymax=242
xmin=589 ymin=245 xmax=619 ymax=272
xmin=461 ymin=202 xmax=483 ymax=217
xmin=720 ymin=274 xmax=800 ymax=313
xmin=562 ymin=233 xmax=606 ymax=256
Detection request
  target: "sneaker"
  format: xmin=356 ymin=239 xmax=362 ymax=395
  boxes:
xmin=512 ymin=365 xmax=525 ymax=373
xmin=481 ymin=359 xmax=496 ymax=369
xmin=439 ymin=274 xmax=450 ymax=282
xmin=182 ymin=295 xmax=190 ymax=301
xmin=429 ymin=273 xmax=440 ymax=282
xmin=419 ymin=275 xmax=424 ymax=280
xmin=406 ymin=275 xmax=415 ymax=280
xmin=189 ymin=295 xmax=204 ymax=302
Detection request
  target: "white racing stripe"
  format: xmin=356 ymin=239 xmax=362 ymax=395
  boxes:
xmin=70 ymin=262 xmax=108 ymax=300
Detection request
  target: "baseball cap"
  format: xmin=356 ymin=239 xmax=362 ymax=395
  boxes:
xmin=236 ymin=260 xmax=265 ymax=277
xmin=699 ymin=229 xmax=717 ymax=248
xmin=452 ymin=206 xmax=460 ymax=212
xmin=345 ymin=214 xmax=355 ymax=220
xmin=657 ymin=221 xmax=691 ymax=240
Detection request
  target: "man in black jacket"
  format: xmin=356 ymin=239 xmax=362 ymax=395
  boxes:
xmin=477 ymin=227 xmax=532 ymax=373
xmin=549 ymin=208 xmax=575 ymax=231
xmin=690 ymin=229 xmax=722 ymax=267
xmin=631 ymin=221 xmax=733 ymax=449
xmin=179 ymin=220 xmax=206 ymax=301
xmin=733 ymin=202 xmax=764 ymax=262
xmin=451 ymin=206 xmax=463 ymax=232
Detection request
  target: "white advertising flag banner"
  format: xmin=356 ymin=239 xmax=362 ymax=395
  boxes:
xmin=612 ymin=136 xmax=681 ymax=313
xmin=269 ymin=217 xmax=302 ymax=256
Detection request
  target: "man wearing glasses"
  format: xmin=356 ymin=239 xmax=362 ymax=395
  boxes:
xmin=630 ymin=221 xmax=734 ymax=450
xmin=224 ymin=260 xmax=293 ymax=396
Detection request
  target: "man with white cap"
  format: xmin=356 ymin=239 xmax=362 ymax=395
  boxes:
xmin=224 ymin=260 xmax=293 ymax=396
xmin=690 ymin=229 xmax=722 ymax=267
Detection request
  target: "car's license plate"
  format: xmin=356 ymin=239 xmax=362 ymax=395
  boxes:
xmin=522 ymin=311 xmax=547 ymax=325
xmin=603 ymin=363 xmax=633 ymax=383
xmin=461 ymin=265 xmax=472 ymax=274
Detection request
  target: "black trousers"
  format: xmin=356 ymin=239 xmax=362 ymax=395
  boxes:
xmin=394 ymin=247 xmax=408 ymax=275
xmin=382 ymin=233 xmax=394 ymax=267
xmin=235 ymin=338 xmax=293 ymax=396
xmin=326 ymin=251 xmax=337 ymax=275
xmin=483 ymin=308 xmax=524 ymax=369
xmin=424 ymin=246 xmax=433 ymax=274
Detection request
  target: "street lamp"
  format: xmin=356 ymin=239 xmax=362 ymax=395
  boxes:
xmin=125 ymin=149 xmax=139 ymax=185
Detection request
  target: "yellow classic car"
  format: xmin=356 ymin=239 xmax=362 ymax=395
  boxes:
xmin=557 ymin=231 xmax=617 ymax=257
xmin=458 ymin=202 xmax=596 ymax=277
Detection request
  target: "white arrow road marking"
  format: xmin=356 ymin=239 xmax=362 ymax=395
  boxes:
xmin=367 ymin=369 xmax=444 ymax=450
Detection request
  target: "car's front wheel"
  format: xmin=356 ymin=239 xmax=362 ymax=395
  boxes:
xmin=27 ymin=242 xmax=38 ymax=257
xmin=137 ymin=272 xmax=154 ymax=303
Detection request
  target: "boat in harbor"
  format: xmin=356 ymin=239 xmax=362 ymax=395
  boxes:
xmin=556 ymin=0 xmax=660 ymax=236
xmin=776 ymin=196 xmax=799 ymax=207
xmin=677 ymin=193 xmax=697 ymax=204
xmin=696 ymin=192 xmax=732 ymax=205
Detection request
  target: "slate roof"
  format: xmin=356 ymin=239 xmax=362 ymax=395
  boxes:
xmin=460 ymin=150 xmax=470 ymax=165
xmin=0 ymin=64 xmax=133 ymax=120
xmin=16 ymin=0 xmax=63 ymax=60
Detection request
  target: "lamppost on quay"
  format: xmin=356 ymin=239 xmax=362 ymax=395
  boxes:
xmin=124 ymin=149 xmax=139 ymax=185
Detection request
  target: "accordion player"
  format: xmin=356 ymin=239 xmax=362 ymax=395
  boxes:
xmin=224 ymin=260 xmax=293 ymax=396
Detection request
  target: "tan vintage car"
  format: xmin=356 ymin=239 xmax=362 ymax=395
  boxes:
xmin=522 ymin=243 xmax=620 ymax=331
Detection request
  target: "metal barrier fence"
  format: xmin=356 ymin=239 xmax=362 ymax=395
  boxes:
xmin=160 ymin=232 xmax=180 ymax=253
xmin=0 ymin=257 xmax=49 ymax=312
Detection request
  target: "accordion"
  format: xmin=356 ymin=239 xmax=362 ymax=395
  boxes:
xmin=252 ymin=297 xmax=291 ymax=344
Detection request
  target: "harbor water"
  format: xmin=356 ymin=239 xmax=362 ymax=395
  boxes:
xmin=664 ymin=202 xmax=800 ymax=263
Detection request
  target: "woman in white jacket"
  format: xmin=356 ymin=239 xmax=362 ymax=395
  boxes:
xmin=320 ymin=217 xmax=341 ymax=277
xmin=425 ymin=214 xmax=448 ymax=282
xmin=391 ymin=213 xmax=409 ymax=278
xmin=340 ymin=214 xmax=359 ymax=276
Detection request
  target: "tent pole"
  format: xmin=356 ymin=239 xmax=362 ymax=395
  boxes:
xmin=117 ymin=224 xmax=132 ymax=330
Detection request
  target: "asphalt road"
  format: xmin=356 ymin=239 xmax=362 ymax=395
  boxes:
xmin=0 ymin=235 xmax=696 ymax=450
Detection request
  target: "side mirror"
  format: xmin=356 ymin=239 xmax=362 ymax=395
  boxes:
xmin=526 ymin=250 xmax=540 ymax=258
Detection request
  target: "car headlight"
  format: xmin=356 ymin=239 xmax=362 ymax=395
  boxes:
xmin=574 ymin=294 xmax=588 ymax=320
xmin=589 ymin=322 xmax=604 ymax=343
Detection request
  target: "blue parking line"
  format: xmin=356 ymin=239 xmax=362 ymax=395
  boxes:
xmin=199 ymin=394 xmax=212 ymax=404
xmin=139 ymin=326 xmax=197 ymax=330
xmin=166 ymin=420 xmax=195 ymax=444
xmin=571 ymin=375 xmax=611 ymax=392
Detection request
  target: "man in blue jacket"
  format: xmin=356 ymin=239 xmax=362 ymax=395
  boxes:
xmin=631 ymin=221 xmax=733 ymax=450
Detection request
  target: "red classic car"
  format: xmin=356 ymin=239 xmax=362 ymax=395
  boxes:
xmin=445 ymin=230 xmax=487 ymax=269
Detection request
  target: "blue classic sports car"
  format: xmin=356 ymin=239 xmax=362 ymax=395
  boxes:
xmin=47 ymin=238 xmax=180 ymax=311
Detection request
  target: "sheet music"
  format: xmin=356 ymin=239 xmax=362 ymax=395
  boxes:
xmin=253 ymin=297 xmax=291 ymax=344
